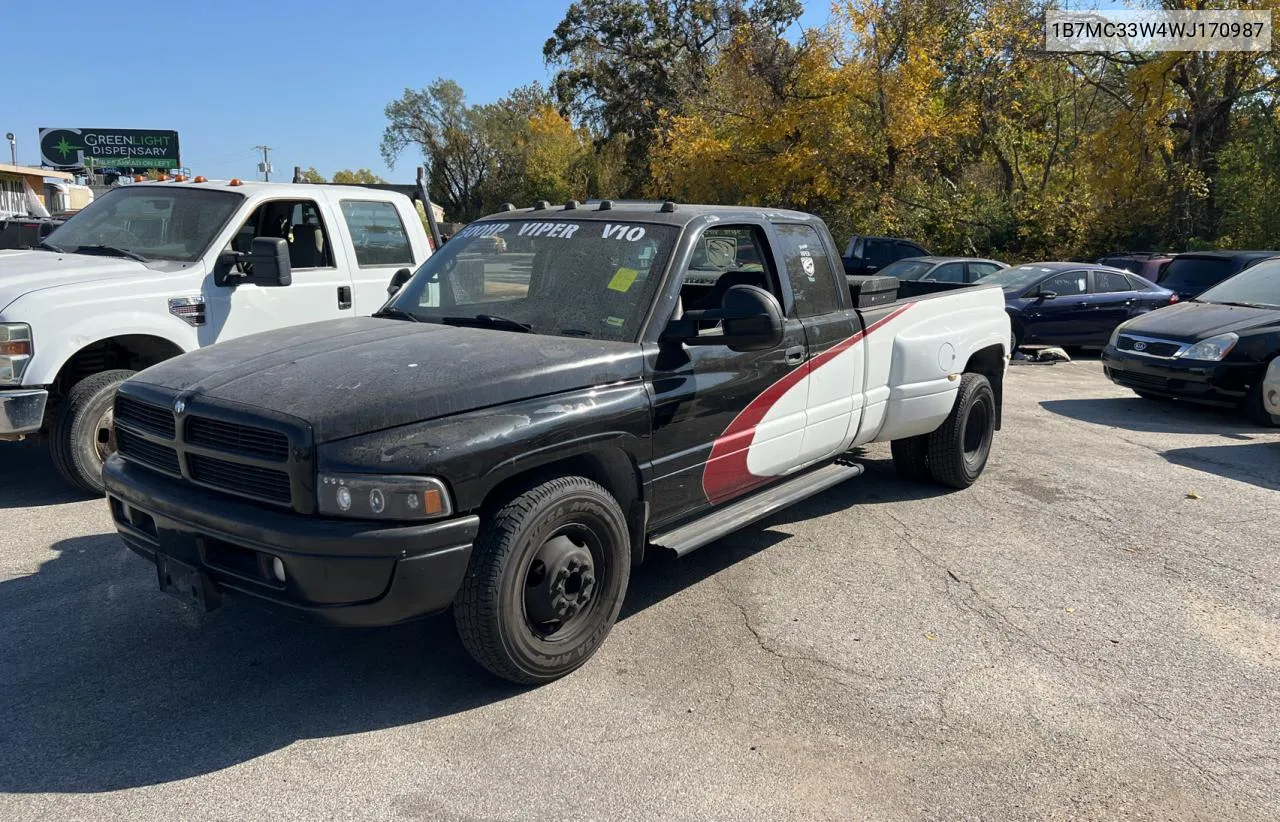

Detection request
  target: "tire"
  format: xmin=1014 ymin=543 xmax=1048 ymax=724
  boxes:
xmin=890 ymin=435 xmax=931 ymax=482
xmin=1010 ymin=324 xmax=1023 ymax=353
xmin=50 ymin=369 xmax=135 ymax=495
xmin=455 ymin=475 xmax=631 ymax=685
xmin=1244 ymin=361 xmax=1280 ymax=427
xmin=927 ymin=373 xmax=996 ymax=489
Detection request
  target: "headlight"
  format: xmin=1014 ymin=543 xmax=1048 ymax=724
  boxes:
xmin=1177 ymin=332 xmax=1238 ymax=362
xmin=1108 ymin=321 xmax=1130 ymax=349
xmin=317 ymin=474 xmax=453 ymax=520
xmin=0 ymin=324 xmax=33 ymax=385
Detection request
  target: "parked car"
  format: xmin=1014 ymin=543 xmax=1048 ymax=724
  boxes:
xmin=0 ymin=180 xmax=434 ymax=493
xmin=877 ymin=256 xmax=1007 ymax=284
xmin=1097 ymin=252 xmax=1173 ymax=283
xmin=841 ymin=235 xmax=930 ymax=276
xmin=0 ymin=215 xmax=67 ymax=250
xmin=1159 ymin=250 xmax=1280 ymax=301
xmin=981 ymin=262 xmax=1177 ymax=350
xmin=1102 ymin=258 xmax=1280 ymax=425
xmin=103 ymin=201 xmax=1010 ymax=684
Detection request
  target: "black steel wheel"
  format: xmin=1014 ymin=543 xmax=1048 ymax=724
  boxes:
xmin=455 ymin=475 xmax=631 ymax=684
xmin=927 ymin=373 xmax=996 ymax=489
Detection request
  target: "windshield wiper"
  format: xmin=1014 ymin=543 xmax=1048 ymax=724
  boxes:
xmin=73 ymin=244 xmax=150 ymax=263
xmin=372 ymin=306 xmax=421 ymax=323
xmin=37 ymin=240 xmax=65 ymax=253
xmin=440 ymin=314 xmax=532 ymax=333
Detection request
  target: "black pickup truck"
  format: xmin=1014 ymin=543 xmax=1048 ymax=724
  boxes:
xmin=104 ymin=201 xmax=1010 ymax=684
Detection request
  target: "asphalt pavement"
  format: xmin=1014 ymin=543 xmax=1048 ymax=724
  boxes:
xmin=2 ymin=358 xmax=1277 ymax=821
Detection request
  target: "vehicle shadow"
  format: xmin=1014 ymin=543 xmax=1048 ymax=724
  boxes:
xmin=1039 ymin=396 xmax=1271 ymax=436
xmin=0 ymin=442 xmax=93 ymax=508
xmin=0 ymin=455 xmax=929 ymax=794
xmin=1162 ymin=442 xmax=1280 ymax=491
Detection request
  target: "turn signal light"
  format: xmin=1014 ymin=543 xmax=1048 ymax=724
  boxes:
xmin=0 ymin=340 xmax=31 ymax=356
xmin=421 ymin=488 xmax=446 ymax=516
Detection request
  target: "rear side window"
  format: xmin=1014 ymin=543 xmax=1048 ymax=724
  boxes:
xmin=1096 ymin=271 xmax=1133 ymax=292
xmin=1162 ymin=257 xmax=1233 ymax=294
xmin=774 ymin=223 xmax=840 ymax=316
xmin=865 ymin=240 xmax=894 ymax=268
xmin=340 ymin=200 xmax=414 ymax=267
xmin=1041 ymin=271 xmax=1088 ymax=295
xmin=968 ymin=261 xmax=1002 ymax=280
xmin=928 ymin=262 xmax=966 ymax=283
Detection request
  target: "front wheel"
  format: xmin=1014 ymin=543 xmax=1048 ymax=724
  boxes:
xmin=927 ymin=373 xmax=996 ymax=489
xmin=49 ymin=369 xmax=136 ymax=494
xmin=1244 ymin=358 xmax=1280 ymax=427
xmin=454 ymin=475 xmax=632 ymax=685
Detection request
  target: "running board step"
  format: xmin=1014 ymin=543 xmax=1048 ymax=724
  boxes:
xmin=650 ymin=459 xmax=865 ymax=557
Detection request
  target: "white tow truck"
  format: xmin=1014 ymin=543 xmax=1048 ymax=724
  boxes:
xmin=0 ymin=177 xmax=437 ymax=491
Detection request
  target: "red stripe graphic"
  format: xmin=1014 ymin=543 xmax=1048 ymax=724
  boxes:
xmin=701 ymin=303 xmax=914 ymax=505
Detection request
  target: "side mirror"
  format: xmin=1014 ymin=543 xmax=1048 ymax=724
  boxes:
xmin=245 ymin=237 xmax=292 ymax=287
xmin=214 ymin=237 xmax=292 ymax=287
xmin=662 ymin=284 xmax=785 ymax=353
xmin=1031 ymin=289 xmax=1058 ymax=301
xmin=387 ymin=267 xmax=413 ymax=297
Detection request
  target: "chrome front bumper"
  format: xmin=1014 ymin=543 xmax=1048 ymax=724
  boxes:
xmin=0 ymin=389 xmax=48 ymax=437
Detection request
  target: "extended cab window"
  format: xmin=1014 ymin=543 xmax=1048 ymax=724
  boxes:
xmin=231 ymin=199 xmax=334 ymax=269
xmin=388 ymin=219 xmax=677 ymax=342
xmin=774 ymin=223 xmax=840 ymax=316
xmin=340 ymin=200 xmax=414 ymax=267
xmin=678 ymin=225 xmax=782 ymax=319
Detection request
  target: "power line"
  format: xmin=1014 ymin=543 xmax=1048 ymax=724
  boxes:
xmin=254 ymin=145 xmax=273 ymax=181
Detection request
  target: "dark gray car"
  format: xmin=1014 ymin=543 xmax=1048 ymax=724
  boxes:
xmin=877 ymin=256 xmax=1008 ymax=284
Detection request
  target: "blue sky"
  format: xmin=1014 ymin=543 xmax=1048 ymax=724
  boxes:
xmin=6 ymin=0 xmax=830 ymax=182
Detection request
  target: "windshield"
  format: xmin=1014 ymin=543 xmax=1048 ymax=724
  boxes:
xmin=1196 ymin=260 xmax=1280 ymax=308
xmin=979 ymin=264 xmax=1056 ymax=294
xmin=46 ymin=186 xmax=242 ymax=262
xmin=387 ymin=219 xmax=678 ymax=341
xmin=1161 ymin=257 xmax=1235 ymax=295
xmin=878 ymin=259 xmax=935 ymax=281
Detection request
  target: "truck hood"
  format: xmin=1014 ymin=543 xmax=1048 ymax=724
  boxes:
xmin=130 ymin=317 xmax=646 ymax=442
xmin=1122 ymin=300 xmax=1280 ymax=341
xmin=0 ymin=249 xmax=156 ymax=313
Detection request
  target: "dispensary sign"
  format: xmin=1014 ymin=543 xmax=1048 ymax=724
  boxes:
xmin=39 ymin=127 xmax=180 ymax=170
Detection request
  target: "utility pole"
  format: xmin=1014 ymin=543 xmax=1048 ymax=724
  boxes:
xmin=5 ymin=133 xmax=15 ymax=166
xmin=254 ymin=144 xmax=273 ymax=181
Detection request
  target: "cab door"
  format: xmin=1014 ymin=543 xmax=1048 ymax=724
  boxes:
xmin=331 ymin=197 xmax=425 ymax=313
xmin=200 ymin=198 xmax=354 ymax=344
xmin=772 ymin=222 xmax=862 ymax=464
xmin=1021 ymin=269 xmax=1092 ymax=344
xmin=646 ymin=223 xmax=809 ymax=526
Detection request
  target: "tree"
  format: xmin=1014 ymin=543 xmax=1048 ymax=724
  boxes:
xmin=296 ymin=166 xmax=326 ymax=183
xmin=381 ymin=79 xmax=497 ymax=221
xmin=332 ymin=168 xmax=386 ymax=184
xmin=545 ymin=0 xmax=802 ymax=193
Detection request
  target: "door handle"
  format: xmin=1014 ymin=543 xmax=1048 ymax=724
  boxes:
xmin=784 ymin=345 xmax=806 ymax=365
xmin=337 ymin=286 xmax=352 ymax=310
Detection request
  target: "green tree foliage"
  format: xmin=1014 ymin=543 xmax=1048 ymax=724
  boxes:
xmin=296 ymin=166 xmax=326 ymax=183
xmin=381 ymin=0 xmax=1278 ymax=254
xmin=544 ymin=0 xmax=802 ymax=193
xmin=332 ymin=168 xmax=386 ymax=184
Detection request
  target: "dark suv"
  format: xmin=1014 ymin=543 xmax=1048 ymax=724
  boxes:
xmin=841 ymin=235 xmax=930 ymax=276
xmin=1160 ymin=251 xmax=1280 ymax=301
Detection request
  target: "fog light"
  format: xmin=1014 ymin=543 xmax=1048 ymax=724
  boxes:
xmin=271 ymin=557 xmax=286 ymax=582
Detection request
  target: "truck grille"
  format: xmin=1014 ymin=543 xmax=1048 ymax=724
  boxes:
xmin=113 ymin=391 xmax=309 ymax=511
xmin=186 ymin=417 xmax=289 ymax=462
xmin=187 ymin=454 xmax=292 ymax=504
xmin=116 ymin=395 xmax=176 ymax=438
xmin=116 ymin=428 xmax=181 ymax=476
